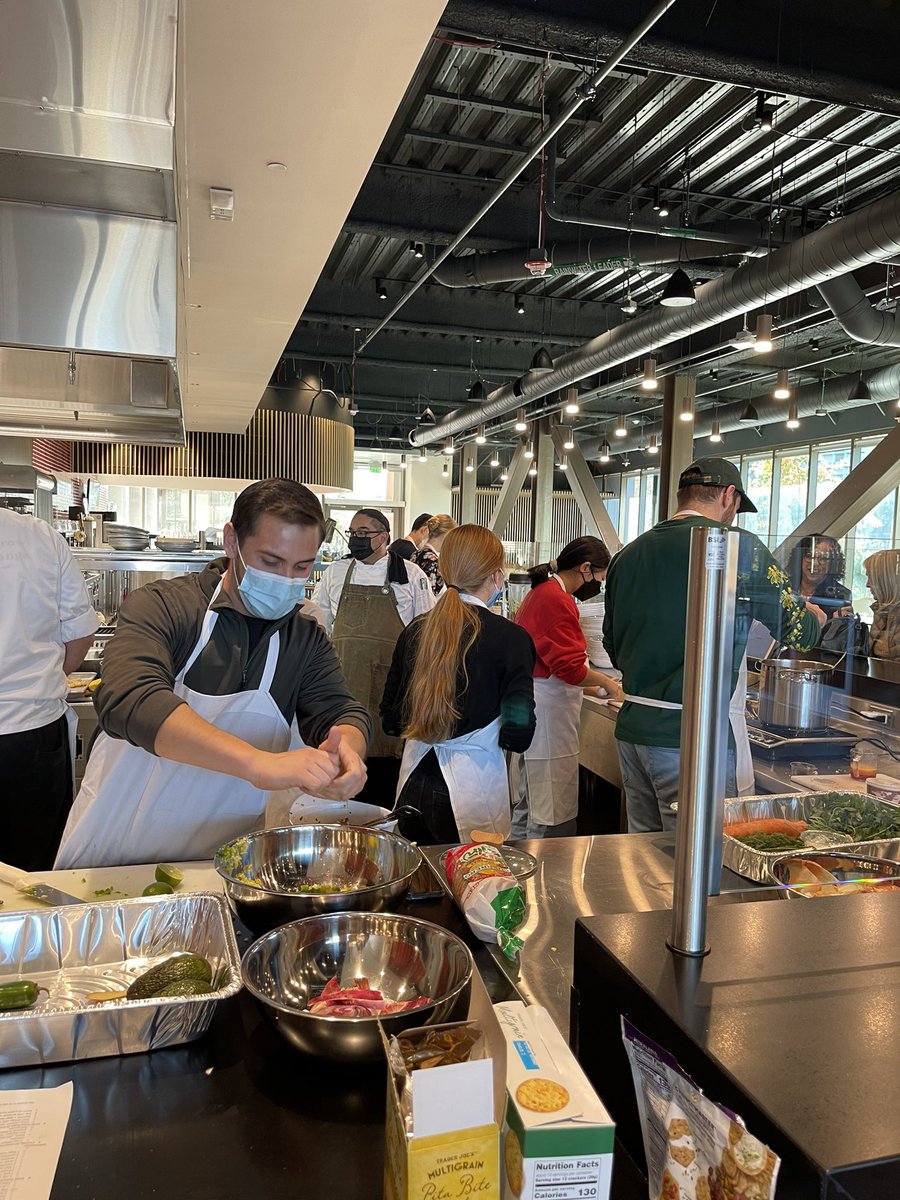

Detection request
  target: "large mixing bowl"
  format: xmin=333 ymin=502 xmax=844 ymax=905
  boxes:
xmin=215 ymin=825 xmax=422 ymax=934
xmin=241 ymin=911 xmax=473 ymax=1060
xmin=770 ymin=850 xmax=900 ymax=898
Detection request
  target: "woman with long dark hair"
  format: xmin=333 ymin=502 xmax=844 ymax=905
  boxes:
xmin=380 ymin=525 xmax=536 ymax=844
xmin=512 ymin=536 xmax=621 ymax=838
xmin=786 ymin=535 xmax=852 ymax=616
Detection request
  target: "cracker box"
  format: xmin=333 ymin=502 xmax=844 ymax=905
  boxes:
xmin=383 ymin=972 xmax=507 ymax=1200
xmin=495 ymin=1002 xmax=615 ymax=1200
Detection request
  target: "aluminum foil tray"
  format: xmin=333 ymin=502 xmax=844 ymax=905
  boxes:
xmin=0 ymin=892 xmax=241 ymax=1068
xmin=722 ymin=793 xmax=900 ymax=884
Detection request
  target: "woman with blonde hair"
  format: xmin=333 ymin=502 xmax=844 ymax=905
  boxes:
xmin=864 ymin=549 xmax=900 ymax=660
xmin=381 ymin=525 xmax=536 ymax=843
xmin=411 ymin=513 xmax=458 ymax=596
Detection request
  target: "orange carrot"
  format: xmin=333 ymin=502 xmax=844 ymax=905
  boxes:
xmin=724 ymin=818 xmax=808 ymax=839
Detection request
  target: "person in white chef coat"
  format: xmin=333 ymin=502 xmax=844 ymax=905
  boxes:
xmin=54 ymin=479 xmax=371 ymax=868
xmin=313 ymin=508 xmax=434 ymax=805
xmin=0 ymin=506 xmax=98 ymax=869
xmin=380 ymin=525 xmax=536 ymax=843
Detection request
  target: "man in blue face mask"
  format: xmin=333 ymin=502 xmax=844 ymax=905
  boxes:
xmin=55 ymin=479 xmax=372 ymax=869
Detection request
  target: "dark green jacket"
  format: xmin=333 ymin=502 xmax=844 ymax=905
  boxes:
xmin=602 ymin=517 xmax=821 ymax=748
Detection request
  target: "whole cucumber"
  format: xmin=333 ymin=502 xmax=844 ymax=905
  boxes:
xmin=0 ymin=980 xmax=41 ymax=1011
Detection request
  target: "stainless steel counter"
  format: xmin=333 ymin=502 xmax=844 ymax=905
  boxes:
xmin=423 ymin=833 xmax=774 ymax=1039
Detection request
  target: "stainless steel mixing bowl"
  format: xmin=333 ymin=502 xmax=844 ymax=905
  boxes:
xmin=214 ymin=825 xmax=422 ymax=934
xmin=241 ymin=911 xmax=473 ymax=1060
xmin=770 ymin=850 xmax=900 ymax=898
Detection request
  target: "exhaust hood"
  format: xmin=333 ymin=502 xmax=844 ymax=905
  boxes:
xmin=0 ymin=0 xmax=181 ymax=444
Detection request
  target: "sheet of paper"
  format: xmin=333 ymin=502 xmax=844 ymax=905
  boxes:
xmin=0 ymin=1083 xmax=73 ymax=1200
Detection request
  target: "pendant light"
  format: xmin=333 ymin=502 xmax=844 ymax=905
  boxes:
xmin=514 ymin=408 xmax=528 ymax=432
xmin=465 ymin=458 xmax=474 ymax=473
xmin=621 ymin=293 xmax=638 ymax=315
xmin=848 ymin=374 xmax=871 ymax=401
xmin=467 ymin=380 xmax=486 ymax=402
xmin=514 ymin=295 xmax=525 ymax=315
xmin=475 ymin=424 xmax=487 ymax=445
xmin=528 ymin=463 xmax=538 ymax=477
xmin=417 ymin=448 xmax=428 ymax=463
xmin=559 ymin=455 xmax=568 ymax=471
xmin=561 ymin=427 xmax=575 ymax=451
xmin=679 ymin=392 xmax=694 ymax=422
xmin=773 ymin=368 xmax=791 ymax=400
xmin=614 ymin=416 xmax=628 ymax=438
xmin=490 ymin=450 xmax=500 ymax=468
xmin=523 ymin=441 xmax=534 ymax=459
xmin=500 ymin=467 xmax=509 ymax=482
xmin=753 ymin=314 xmax=774 ymax=353
xmin=786 ymin=401 xmax=800 ymax=430
xmin=400 ymin=454 xmax=408 ymax=470
xmin=709 ymin=419 xmax=723 ymax=443
xmin=375 ymin=278 xmax=388 ymax=301
xmin=441 ymin=461 xmax=449 ymax=478
xmin=646 ymin=433 xmax=659 ymax=455
xmin=442 ymin=437 xmax=455 ymax=455
xmin=731 ymin=319 xmax=756 ymax=350
xmin=739 ymin=399 xmax=760 ymax=422
xmin=659 ymin=268 xmax=696 ymax=307
xmin=529 ymin=346 xmax=554 ymax=372
xmin=563 ymin=388 xmax=580 ymax=415
xmin=641 ymin=358 xmax=658 ymax=390
xmin=599 ymin=439 xmax=612 ymax=464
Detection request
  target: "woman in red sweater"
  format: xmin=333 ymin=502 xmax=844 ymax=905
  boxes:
xmin=513 ymin=536 xmax=622 ymax=838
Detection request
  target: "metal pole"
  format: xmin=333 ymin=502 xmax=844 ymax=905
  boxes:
xmin=356 ymin=0 xmax=679 ymax=355
xmin=668 ymin=526 xmax=739 ymax=957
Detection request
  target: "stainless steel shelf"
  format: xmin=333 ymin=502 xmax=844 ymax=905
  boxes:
xmin=71 ymin=549 xmax=221 ymax=573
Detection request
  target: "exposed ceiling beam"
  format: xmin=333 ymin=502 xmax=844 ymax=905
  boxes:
xmin=422 ymin=87 xmax=601 ymax=126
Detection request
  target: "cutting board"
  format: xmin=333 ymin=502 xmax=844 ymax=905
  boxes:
xmin=791 ymin=772 xmax=900 ymax=795
xmin=0 ymin=861 xmax=222 ymax=913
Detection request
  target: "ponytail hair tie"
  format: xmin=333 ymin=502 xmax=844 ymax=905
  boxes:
xmin=549 ymin=559 xmax=558 ymax=573
xmin=446 ymin=583 xmax=462 ymax=592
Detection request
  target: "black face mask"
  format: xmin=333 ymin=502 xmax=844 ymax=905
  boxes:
xmin=574 ymin=578 xmax=603 ymax=603
xmin=348 ymin=534 xmax=377 ymax=560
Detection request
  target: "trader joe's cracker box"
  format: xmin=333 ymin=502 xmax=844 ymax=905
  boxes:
xmin=495 ymin=1001 xmax=615 ymax=1200
xmin=383 ymin=972 xmax=506 ymax=1200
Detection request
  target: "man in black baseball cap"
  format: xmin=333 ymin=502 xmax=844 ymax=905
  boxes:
xmin=602 ymin=454 xmax=824 ymax=835
xmin=677 ymin=457 xmax=758 ymax=515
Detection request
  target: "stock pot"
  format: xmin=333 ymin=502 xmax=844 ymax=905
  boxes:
xmin=756 ymin=657 xmax=832 ymax=731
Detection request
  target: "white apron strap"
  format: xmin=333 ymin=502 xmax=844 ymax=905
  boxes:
xmin=622 ymin=693 xmax=683 ymax=711
xmin=176 ymin=582 xmax=224 ymax=682
xmin=258 ymin=630 xmax=281 ymax=693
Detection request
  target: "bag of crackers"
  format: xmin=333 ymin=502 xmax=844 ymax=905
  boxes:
xmin=623 ymin=1019 xmax=780 ymax=1200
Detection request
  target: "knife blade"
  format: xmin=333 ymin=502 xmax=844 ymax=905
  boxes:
xmin=0 ymin=862 xmax=84 ymax=906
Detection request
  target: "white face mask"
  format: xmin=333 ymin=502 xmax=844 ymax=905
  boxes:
xmin=236 ymin=541 xmax=306 ymax=620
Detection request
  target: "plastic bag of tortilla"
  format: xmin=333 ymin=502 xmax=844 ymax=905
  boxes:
xmin=443 ymin=843 xmax=526 ymax=959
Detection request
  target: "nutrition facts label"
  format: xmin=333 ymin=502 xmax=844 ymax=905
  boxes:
xmin=524 ymin=1154 xmax=612 ymax=1199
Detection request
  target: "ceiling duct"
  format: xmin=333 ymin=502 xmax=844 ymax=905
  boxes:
xmin=817 ymin=274 xmax=900 ymax=347
xmin=0 ymin=0 xmax=180 ymax=444
xmin=581 ymin=363 xmax=900 ymax=457
xmin=411 ymin=188 xmax=900 ymax=446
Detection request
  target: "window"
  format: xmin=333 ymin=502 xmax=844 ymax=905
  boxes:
xmin=814 ymin=443 xmax=851 ymax=507
xmin=738 ymin=455 xmax=773 ymax=542
xmin=774 ymin=450 xmax=810 ymax=542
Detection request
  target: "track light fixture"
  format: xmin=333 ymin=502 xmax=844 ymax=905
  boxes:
xmin=753 ymin=314 xmax=774 ymax=353
xmin=646 ymin=434 xmax=659 ymax=455
xmin=659 ymin=268 xmax=696 ymax=308
xmin=754 ymin=92 xmax=775 ymax=132
xmin=641 ymin=358 xmax=658 ymax=390
xmin=679 ymin=393 xmax=694 ymax=422
xmin=848 ymin=374 xmax=871 ymax=401
xmin=739 ymin=400 xmax=760 ymax=423
xmin=773 ymin=368 xmax=791 ymax=400
xmin=561 ymin=427 xmax=575 ymax=451
xmin=514 ymin=409 xmax=528 ymax=432
xmin=375 ymin=278 xmax=388 ymax=301
xmin=599 ymin=439 xmax=612 ymax=464
xmin=709 ymin=419 xmax=723 ymax=443
xmin=475 ymin=424 xmax=487 ymax=445
xmin=786 ymin=401 xmax=800 ymax=430
xmin=514 ymin=294 xmax=526 ymax=315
